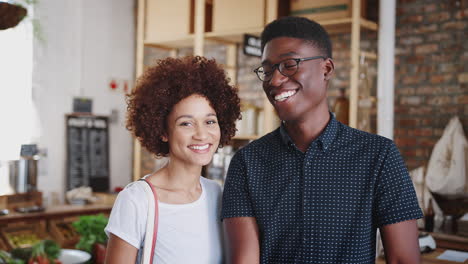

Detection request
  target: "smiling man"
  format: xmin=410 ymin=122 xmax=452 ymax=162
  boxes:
xmin=221 ymin=17 xmax=423 ymax=264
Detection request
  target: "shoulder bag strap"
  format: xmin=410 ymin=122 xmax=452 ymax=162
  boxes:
xmin=139 ymin=178 xmax=159 ymax=264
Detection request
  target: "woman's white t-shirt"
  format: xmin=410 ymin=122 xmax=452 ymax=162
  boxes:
xmin=105 ymin=176 xmax=223 ymax=264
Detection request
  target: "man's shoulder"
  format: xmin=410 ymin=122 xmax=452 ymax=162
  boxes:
xmin=337 ymin=123 xmax=394 ymax=147
xmin=238 ymin=128 xmax=281 ymax=152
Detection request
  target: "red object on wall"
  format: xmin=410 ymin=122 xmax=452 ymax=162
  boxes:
xmin=109 ymin=79 xmax=117 ymax=90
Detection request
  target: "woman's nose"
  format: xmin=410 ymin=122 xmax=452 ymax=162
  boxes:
xmin=193 ymin=125 xmax=209 ymax=140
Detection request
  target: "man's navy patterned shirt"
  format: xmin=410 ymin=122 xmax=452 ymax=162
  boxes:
xmin=221 ymin=114 xmax=423 ymax=264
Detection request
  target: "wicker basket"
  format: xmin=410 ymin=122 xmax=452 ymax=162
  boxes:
xmin=431 ymin=191 xmax=468 ymax=217
xmin=0 ymin=2 xmax=27 ymax=30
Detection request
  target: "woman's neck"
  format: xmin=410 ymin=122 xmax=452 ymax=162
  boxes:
xmin=152 ymin=160 xmax=202 ymax=191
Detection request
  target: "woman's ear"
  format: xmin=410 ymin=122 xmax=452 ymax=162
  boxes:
xmin=161 ymin=135 xmax=168 ymax=142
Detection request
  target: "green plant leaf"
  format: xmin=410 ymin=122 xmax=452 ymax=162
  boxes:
xmin=72 ymin=214 xmax=109 ymax=253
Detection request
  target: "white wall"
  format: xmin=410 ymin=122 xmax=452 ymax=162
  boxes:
xmin=33 ymin=0 xmax=135 ymax=201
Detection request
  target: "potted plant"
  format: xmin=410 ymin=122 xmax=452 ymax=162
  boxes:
xmin=72 ymin=214 xmax=108 ymax=264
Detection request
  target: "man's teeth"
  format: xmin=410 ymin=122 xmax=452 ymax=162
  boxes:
xmin=190 ymin=144 xmax=209 ymax=150
xmin=274 ymin=90 xmax=297 ymax=101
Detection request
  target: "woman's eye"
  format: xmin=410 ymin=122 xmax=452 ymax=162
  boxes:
xmin=207 ymin=120 xmax=217 ymax=125
xmin=179 ymin=121 xmax=192 ymax=127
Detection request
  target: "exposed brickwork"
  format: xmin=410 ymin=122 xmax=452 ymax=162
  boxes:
xmin=395 ymin=0 xmax=468 ymax=170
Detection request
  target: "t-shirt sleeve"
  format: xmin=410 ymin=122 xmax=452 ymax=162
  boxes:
xmin=104 ymin=184 xmax=147 ymax=249
xmin=374 ymin=142 xmax=423 ymax=227
xmin=221 ymin=151 xmax=255 ymax=220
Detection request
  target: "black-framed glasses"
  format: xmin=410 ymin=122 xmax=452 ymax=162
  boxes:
xmin=253 ymin=56 xmax=326 ymax=82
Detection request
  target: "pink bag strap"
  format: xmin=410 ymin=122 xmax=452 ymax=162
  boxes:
xmin=140 ymin=178 xmax=159 ymax=263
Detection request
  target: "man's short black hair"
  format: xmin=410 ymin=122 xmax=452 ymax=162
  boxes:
xmin=261 ymin=16 xmax=332 ymax=59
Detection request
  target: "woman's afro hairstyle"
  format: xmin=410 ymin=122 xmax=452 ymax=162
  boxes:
xmin=126 ymin=56 xmax=241 ymax=157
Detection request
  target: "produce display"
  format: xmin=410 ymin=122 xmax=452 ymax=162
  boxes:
xmin=72 ymin=214 xmax=108 ymax=253
xmin=0 ymin=250 xmax=24 ymax=264
xmin=3 ymin=234 xmax=41 ymax=249
xmin=10 ymin=240 xmax=61 ymax=264
xmin=54 ymin=223 xmax=77 ymax=241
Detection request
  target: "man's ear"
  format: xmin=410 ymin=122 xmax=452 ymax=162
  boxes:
xmin=323 ymin=58 xmax=335 ymax=81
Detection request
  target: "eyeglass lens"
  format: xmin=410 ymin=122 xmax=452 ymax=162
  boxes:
xmin=258 ymin=59 xmax=299 ymax=81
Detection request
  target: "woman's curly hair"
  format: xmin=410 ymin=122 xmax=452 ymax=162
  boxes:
xmin=126 ymin=56 xmax=241 ymax=157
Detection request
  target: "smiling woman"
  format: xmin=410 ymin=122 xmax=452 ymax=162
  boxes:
xmin=104 ymin=56 xmax=241 ymax=264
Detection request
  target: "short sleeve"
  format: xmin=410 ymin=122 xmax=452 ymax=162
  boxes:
xmin=221 ymin=151 xmax=255 ymax=220
xmin=104 ymin=184 xmax=147 ymax=249
xmin=374 ymin=142 xmax=423 ymax=227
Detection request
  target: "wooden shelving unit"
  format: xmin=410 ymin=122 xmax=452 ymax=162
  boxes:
xmin=132 ymin=0 xmax=379 ymax=180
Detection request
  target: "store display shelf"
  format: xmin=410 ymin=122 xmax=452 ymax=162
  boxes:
xmin=205 ymin=27 xmax=264 ymax=44
xmin=142 ymin=17 xmax=377 ymax=50
xmin=1 ymin=221 xmax=49 ymax=250
xmin=144 ymin=34 xmax=195 ymax=50
xmin=0 ymin=204 xmax=112 ymax=224
xmin=48 ymin=216 xmax=80 ymax=247
xmin=320 ymin=18 xmax=378 ymax=34
xmin=360 ymin=50 xmax=378 ymax=60
xmin=204 ymin=18 xmax=378 ymax=44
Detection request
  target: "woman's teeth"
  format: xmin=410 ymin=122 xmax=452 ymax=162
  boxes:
xmin=274 ymin=90 xmax=297 ymax=102
xmin=189 ymin=144 xmax=209 ymax=150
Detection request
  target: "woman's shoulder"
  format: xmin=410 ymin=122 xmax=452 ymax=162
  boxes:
xmin=200 ymin=177 xmax=222 ymax=194
xmin=115 ymin=180 xmax=149 ymax=204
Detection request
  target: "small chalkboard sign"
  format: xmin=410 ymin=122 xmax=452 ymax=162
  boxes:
xmin=73 ymin=97 xmax=93 ymax=113
xmin=66 ymin=114 xmax=109 ymax=192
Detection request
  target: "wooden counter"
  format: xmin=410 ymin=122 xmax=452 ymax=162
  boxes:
xmin=376 ymin=248 xmax=467 ymax=263
xmin=0 ymin=203 xmax=113 ymax=250
xmin=0 ymin=203 xmax=112 ymax=224
xmin=376 ymin=232 xmax=468 ymax=264
xmin=430 ymin=232 xmax=468 ymax=252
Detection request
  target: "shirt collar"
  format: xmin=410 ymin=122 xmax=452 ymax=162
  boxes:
xmin=279 ymin=112 xmax=339 ymax=152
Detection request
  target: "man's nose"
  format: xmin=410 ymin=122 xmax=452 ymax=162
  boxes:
xmin=269 ymin=68 xmax=288 ymax=87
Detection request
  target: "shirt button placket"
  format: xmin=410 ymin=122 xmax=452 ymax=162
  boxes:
xmin=303 ymin=152 xmax=314 ymax=255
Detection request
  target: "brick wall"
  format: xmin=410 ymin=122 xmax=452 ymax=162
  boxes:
xmin=394 ymin=0 xmax=468 ymax=170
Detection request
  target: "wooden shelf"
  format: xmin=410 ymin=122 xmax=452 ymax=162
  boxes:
xmin=205 ymin=27 xmax=264 ymax=44
xmin=144 ymin=34 xmax=195 ymax=50
xmin=0 ymin=204 xmax=112 ymax=224
xmin=377 ymin=248 xmax=465 ymax=264
xmin=142 ymin=18 xmax=378 ymax=50
xmin=320 ymin=17 xmax=378 ymax=34
xmin=360 ymin=50 xmax=378 ymax=60
xmin=430 ymin=232 xmax=468 ymax=252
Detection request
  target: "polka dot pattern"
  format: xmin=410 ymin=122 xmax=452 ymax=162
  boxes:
xmin=221 ymin=114 xmax=423 ymax=263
